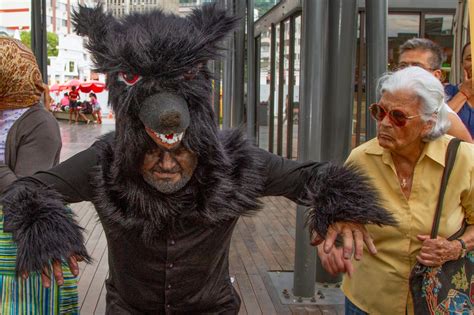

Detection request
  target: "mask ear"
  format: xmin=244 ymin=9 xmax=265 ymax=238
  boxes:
xmin=187 ymin=3 xmax=240 ymax=49
xmin=72 ymin=4 xmax=117 ymax=71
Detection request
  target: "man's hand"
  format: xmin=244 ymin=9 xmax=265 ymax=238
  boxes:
xmin=21 ymin=255 xmax=81 ymax=288
xmin=416 ymin=235 xmax=461 ymax=267
xmin=316 ymin=245 xmax=354 ymax=277
xmin=311 ymin=222 xmax=376 ymax=261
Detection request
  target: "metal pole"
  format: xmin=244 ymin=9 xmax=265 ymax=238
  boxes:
xmin=321 ymin=0 xmax=358 ymax=163
xmin=232 ymin=0 xmax=245 ymax=127
xmin=31 ymin=0 xmax=48 ymax=83
xmin=222 ymin=0 xmax=233 ymax=129
xmin=316 ymin=0 xmax=358 ymax=284
xmin=246 ymin=0 xmax=257 ymax=141
xmin=293 ymin=0 xmax=328 ymax=298
xmin=365 ymin=0 xmax=387 ymax=140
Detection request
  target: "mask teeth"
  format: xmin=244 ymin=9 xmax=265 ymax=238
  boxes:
xmin=154 ymin=131 xmax=184 ymax=145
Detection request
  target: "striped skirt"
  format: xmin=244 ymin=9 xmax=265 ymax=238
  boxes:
xmin=0 ymin=210 xmax=79 ymax=314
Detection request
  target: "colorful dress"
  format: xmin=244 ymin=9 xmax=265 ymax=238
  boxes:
xmin=0 ymin=209 xmax=79 ymax=314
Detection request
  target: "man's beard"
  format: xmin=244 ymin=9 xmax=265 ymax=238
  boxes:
xmin=143 ymin=170 xmax=192 ymax=194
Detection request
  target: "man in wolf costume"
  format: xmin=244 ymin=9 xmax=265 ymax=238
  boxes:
xmin=1 ymin=4 xmax=396 ymax=314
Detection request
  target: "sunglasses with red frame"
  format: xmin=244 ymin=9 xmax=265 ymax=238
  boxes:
xmin=369 ymin=103 xmax=422 ymax=127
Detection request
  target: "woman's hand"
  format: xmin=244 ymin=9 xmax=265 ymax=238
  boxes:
xmin=316 ymin=245 xmax=354 ymax=277
xmin=416 ymin=235 xmax=462 ymax=267
xmin=311 ymin=222 xmax=377 ymax=261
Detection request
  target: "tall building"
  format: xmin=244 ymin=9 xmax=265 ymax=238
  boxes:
xmin=48 ymin=0 xmax=101 ymax=34
xmin=106 ymin=0 xmax=179 ymax=17
xmin=0 ymin=1 xmax=30 ymax=33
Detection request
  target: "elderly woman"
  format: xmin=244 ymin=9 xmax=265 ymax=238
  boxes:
xmin=317 ymin=66 xmax=474 ymax=315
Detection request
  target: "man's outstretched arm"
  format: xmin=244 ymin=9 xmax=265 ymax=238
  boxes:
xmin=257 ymin=148 xmax=397 ymax=260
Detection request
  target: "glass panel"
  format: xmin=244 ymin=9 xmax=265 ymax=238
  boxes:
xmin=292 ymin=15 xmax=301 ymax=159
xmin=353 ymin=12 xmax=366 ymax=147
xmin=388 ymin=14 xmax=420 ymax=70
xmin=424 ymin=14 xmax=454 ymax=83
xmin=254 ymin=0 xmax=281 ymax=21
xmin=273 ymin=24 xmax=280 ymax=152
xmin=258 ymin=29 xmax=272 ymax=151
xmin=281 ymin=19 xmax=290 ymax=157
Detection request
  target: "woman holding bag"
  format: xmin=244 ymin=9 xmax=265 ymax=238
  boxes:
xmin=317 ymin=67 xmax=474 ymax=314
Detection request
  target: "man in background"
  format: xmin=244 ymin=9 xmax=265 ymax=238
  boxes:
xmin=398 ymin=38 xmax=472 ymax=142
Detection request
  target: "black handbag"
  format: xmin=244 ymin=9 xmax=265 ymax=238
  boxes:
xmin=409 ymin=138 xmax=474 ymax=314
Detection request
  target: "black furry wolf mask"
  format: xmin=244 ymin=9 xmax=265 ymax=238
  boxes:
xmin=72 ymin=3 xmax=270 ymax=236
xmin=73 ymin=3 xmax=235 ymax=176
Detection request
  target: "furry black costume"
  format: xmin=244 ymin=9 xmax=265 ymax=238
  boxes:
xmin=1 ymin=4 xmax=396 ymax=314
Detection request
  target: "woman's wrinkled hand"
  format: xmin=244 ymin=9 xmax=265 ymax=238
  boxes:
xmin=311 ymin=222 xmax=377 ymax=261
xmin=317 ymin=245 xmax=354 ymax=277
xmin=416 ymin=235 xmax=461 ymax=267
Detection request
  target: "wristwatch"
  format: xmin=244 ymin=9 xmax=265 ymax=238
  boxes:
xmin=456 ymin=238 xmax=467 ymax=258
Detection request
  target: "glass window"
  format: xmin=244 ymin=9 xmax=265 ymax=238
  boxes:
xmin=273 ymin=23 xmax=280 ymax=153
xmin=388 ymin=14 xmax=420 ymax=70
xmin=424 ymin=14 xmax=454 ymax=82
xmin=291 ymin=15 xmax=301 ymax=159
xmin=258 ymin=30 xmax=271 ymax=151
xmin=69 ymin=61 xmax=75 ymax=73
xmin=281 ymin=19 xmax=290 ymax=158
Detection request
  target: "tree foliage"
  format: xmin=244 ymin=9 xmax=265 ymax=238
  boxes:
xmin=20 ymin=31 xmax=59 ymax=57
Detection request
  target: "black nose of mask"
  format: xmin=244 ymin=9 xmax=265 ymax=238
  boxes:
xmin=138 ymin=93 xmax=190 ymax=134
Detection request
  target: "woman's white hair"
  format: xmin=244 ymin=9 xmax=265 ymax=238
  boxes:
xmin=377 ymin=66 xmax=451 ymax=141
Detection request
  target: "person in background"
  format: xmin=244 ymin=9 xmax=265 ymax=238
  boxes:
xmin=0 ymin=36 xmax=79 ymax=314
xmin=444 ymin=42 xmax=474 ymax=139
xmin=397 ymin=37 xmax=473 ymax=142
xmin=317 ymin=67 xmax=474 ymax=315
xmin=60 ymin=92 xmax=69 ymax=111
xmin=77 ymin=100 xmax=92 ymax=124
xmin=90 ymin=92 xmax=102 ymax=124
xmin=68 ymin=85 xmax=80 ymax=124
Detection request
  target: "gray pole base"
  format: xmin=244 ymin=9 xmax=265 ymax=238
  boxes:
xmin=269 ymin=271 xmax=344 ymax=305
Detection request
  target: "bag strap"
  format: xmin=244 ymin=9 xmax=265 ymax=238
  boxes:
xmin=430 ymin=138 xmax=462 ymax=239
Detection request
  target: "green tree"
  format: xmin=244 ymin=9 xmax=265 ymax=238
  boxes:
xmin=20 ymin=31 xmax=59 ymax=57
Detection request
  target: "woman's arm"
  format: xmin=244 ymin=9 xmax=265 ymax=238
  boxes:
xmin=0 ymin=110 xmax=61 ymax=192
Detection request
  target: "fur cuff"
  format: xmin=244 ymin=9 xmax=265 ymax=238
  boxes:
xmin=304 ymin=163 xmax=397 ymax=237
xmin=1 ymin=179 xmax=91 ymax=274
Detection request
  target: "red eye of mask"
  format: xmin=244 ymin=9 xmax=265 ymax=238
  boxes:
xmin=118 ymin=72 xmax=142 ymax=86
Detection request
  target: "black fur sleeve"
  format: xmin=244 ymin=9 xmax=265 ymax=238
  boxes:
xmin=1 ymin=178 xmax=91 ymax=274
xmin=259 ymin=149 xmax=397 ymax=237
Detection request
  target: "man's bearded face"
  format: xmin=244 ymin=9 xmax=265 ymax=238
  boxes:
xmin=141 ymin=137 xmax=197 ymax=194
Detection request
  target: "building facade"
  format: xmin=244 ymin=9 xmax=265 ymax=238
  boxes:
xmin=106 ymin=0 xmax=179 ymax=17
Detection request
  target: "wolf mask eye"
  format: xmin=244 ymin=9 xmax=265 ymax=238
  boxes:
xmin=118 ymin=72 xmax=142 ymax=86
xmin=183 ymin=69 xmax=198 ymax=81
xmin=182 ymin=63 xmax=204 ymax=81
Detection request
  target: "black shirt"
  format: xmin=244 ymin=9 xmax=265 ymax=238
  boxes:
xmin=32 ymin=137 xmax=325 ymax=314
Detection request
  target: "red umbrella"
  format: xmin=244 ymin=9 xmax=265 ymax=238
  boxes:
xmin=65 ymin=79 xmax=81 ymax=88
xmin=79 ymin=80 xmax=106 ymax=93
xmin=49 ymin=83 xmax=60 ymax=92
